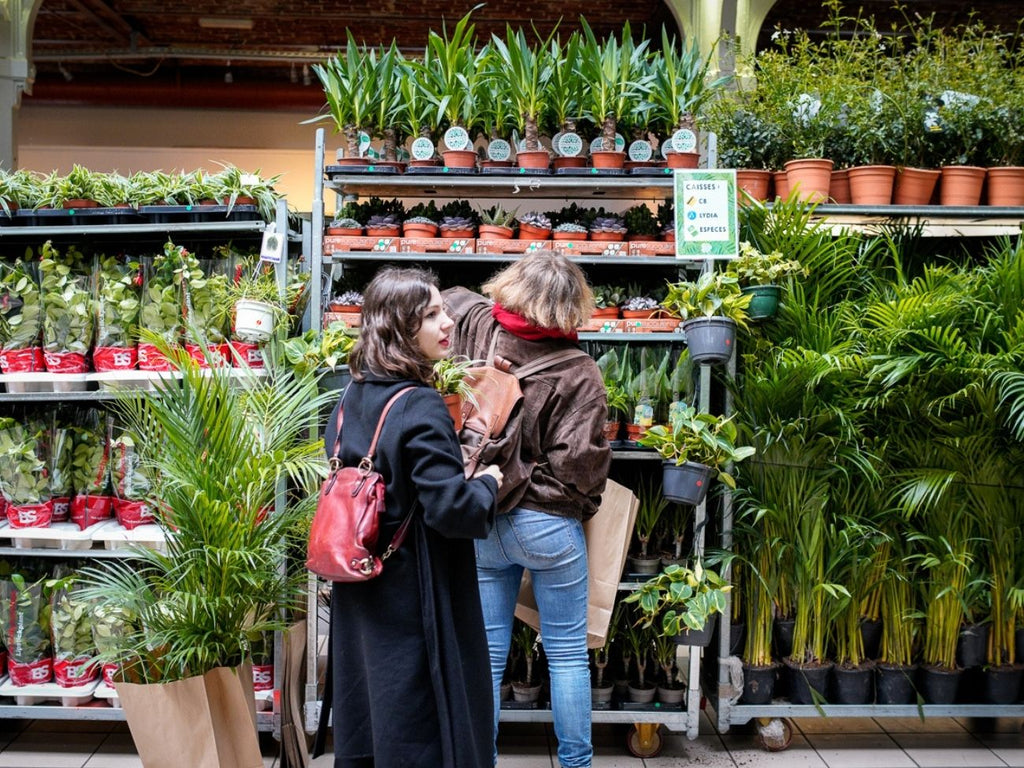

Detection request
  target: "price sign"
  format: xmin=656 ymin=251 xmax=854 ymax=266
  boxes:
xmin=260 ymin=222 xmax=285 ymax=264
xmin=673 ymin=170 xmax=738 ymax=260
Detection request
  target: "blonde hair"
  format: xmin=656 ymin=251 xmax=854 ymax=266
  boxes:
xmin=482 ymin=250 xmax=595 ymax=332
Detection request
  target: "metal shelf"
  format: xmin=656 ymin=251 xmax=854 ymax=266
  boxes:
xmin=0 ymin=546 xmax=142 ymax=559
xmin=0 ymin=219 xmax=267 ymax=241
xmin=807 ymin=203 xmax=1024 ymax=237
xmin=325 ymin=173 xmax=675 ymax=200
xmin=323 ymin=250 xmax=685 ymax=267
xmin=724 ymin=701 xmax=1024 ymax=722
xmin=0 ymin=705 xmax=275 ymax=730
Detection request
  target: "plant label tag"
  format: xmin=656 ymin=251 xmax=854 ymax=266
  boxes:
xmin=358 ymin=131 xmax=372 ymax=157
xmin=488 ymin=139 xmax=512 ymax=161
xmin=557 ymin=133 xmax=584 ymax=157
xmin=672 ymin=129 xmax=697 ymax=153
xmin=411 ymin=137 xmax=436 ymax=161
xmin=260 ymin=223 xmax=284 ymax=264
xmin=628 ymin=140 xmax=653 ymax=162
xmin=444 ymin=126 xmax=471 ymax=151
xmin=589 ymin=133 xmax=625 ymax=153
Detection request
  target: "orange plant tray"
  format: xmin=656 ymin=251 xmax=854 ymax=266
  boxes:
xmin=323 ymin=235 xmax=399 ymax=253
xmin=476 ymin=239 xmax=552 ymax=254
xmin=628 ymin=240 xmax=677 ymax=256
xmin=323 ymin=311 xmax=362 ymax=328
xmin=552 ymin=239 xmax=629 ymax=257
xmin=400 ymin=237 xmax=476 ymax=253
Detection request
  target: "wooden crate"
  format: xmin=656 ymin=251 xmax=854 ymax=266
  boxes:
xmin=400 ymin=237 xmax=476 ymax=254
xmin=323 ymin=235 xmax=399 ymax=253
xmin=476 ymin=239 xmax=552 ymax=254
xmin=551 ymin=239 xmax=629 ymax=257
xmin=628 ymin=240 xmax=677 ymax=256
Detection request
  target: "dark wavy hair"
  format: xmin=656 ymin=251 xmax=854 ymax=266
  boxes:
xmin=348 ymin=267 xmax=438 ymax=383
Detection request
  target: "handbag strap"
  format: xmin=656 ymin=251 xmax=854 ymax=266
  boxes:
xmin=329 ymin=385 xmax=416 ymax=462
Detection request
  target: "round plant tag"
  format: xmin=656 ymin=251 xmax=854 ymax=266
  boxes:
xmin=358 ymin=131 xmax=372 ymax=157
xmin=588 ymin=133 xmax=625 ymax=153
xmin=628 ymin=140 xmax=653 ymax=162
xmin=557 ymin=132 xmax=584 ymax=157
xmin=411 ymin=137 xmax=436 ymax=161
xmin=487 ymin=139 xmax=512 ymax=161
xmin=444 ymin=126 xmax=471 ymax=151
xmin=672 ymin=128 xmax=697 ymax=153
xmin=661 ymin=141 xmax=673 ymax=160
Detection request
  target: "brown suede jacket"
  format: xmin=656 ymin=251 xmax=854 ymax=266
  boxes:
xmin=443 ymin=286 xmax=611 ymax=521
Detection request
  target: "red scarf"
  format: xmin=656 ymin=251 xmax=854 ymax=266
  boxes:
xmin=492 ymin=303 xmax=579 ymax=342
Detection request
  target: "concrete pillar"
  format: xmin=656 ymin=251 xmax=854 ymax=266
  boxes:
xmin=660 ymin=0 xmax=776 ymax=79
xmin=0 ymin=0 xmax=36 ymax=169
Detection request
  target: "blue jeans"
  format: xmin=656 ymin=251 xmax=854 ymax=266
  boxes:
xmin=475 ymin=507 xmax=591 ymax=768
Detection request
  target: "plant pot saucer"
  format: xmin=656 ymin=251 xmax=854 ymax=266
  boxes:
xmin=481 ymin=166 xmax=552 ymax=175
xmin=325 ymin=164 xmax=399 ymax=176
xmin=554 ymin=167 xmax=625 ymax=176
xmin=405 ymin=166 xmax=477 ymax=175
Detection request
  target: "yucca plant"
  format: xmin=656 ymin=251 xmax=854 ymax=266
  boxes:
xmin=416 ymin=10 xmax=488 ymax=138
xmin=645 ymin=28 xmax=731 ymax=139
xmin=488 ymin=25 xmax=555 ymax=152
xmin=310 ymin=32 xmax=375 ymax=161
xmin=77 ymin=342 xmax=333 ymax=683
xmin=576 ymin=19 xmax=652 ymax=152
xmin=365 ymin=41 xmax=405 ymax=162
xmin=545 ymin=30 xmax=585 ymax=134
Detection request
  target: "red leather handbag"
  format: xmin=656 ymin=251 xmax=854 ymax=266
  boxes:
xmin=306 ymin=387 xmax=415 ymax=582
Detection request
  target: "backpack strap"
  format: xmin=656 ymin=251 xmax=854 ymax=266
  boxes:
xmin=514 ymin=347 xmax=591 ymax=379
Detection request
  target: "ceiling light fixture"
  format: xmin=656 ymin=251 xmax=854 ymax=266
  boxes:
xmin=198 ymin=17 xmax=254 ymax=30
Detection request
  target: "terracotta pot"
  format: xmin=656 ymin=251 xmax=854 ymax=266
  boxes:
xmin=784 ymin=158 xmax=833 ymax=203
xmin=326 ymin=227 xmax=362 ymax=236
xmin=62 ymin=198 xmax=99 ymax=208
xmin=665 ymin=151 xmax=700 ymax=169
xmin=772 ymin=170 xmax=791 ymax=200
xmin=440 ymin=228 xmax=475 ymax=239
xmin=552 ymin=156 xmax=587 ymax=170
xmin=402 ymin=223 xmax=438 ymax=238
xmin=624 ymin=160 xmax=660 ymax=171
xmin=407 ymin=159 xmax=440 ymax=167
xmin=847 ymin=164 xmax=897 ymax=205
xmin=986 ymin=166 xmax=1024 ymax=206
xmin=661 ymin=231 xmax=676 ymax=242
xmin=621 ymin=309 xmax=658 ymax=320
xmin=477 ymin=224 xmax=513 ymax=239
xmin=516 ymin=150 xmax=550 ymax=170
xmin=590 ymin=307 xmax=620 ymax=319
xmin=590 ymin=151 xmax=626 ymax=169
xmin=480 ymin=160 xmax=514 ymax=169
xmin=603 ymin=420 xmax=622 ymax=441
xmin=893 ymin=167 xmax=941 ymax=205
xmin=442 ymin=149 xmax=477 ymax=169
xmin=940 ymin=165 xmax=986 ymax=206
xmin=589 ymin=231 xmax=624 ymax=242
xmin=333 ymin=157 xmax=368 ymax=167
xmin=443 ymin=393 xmax=464 ymax=431
xmin=518 ymin=222 xmax=551 ymax=240
xmin=736 ymin=169 xmax=771 ymax=203
xmin=365 ymin=226 xmax=400 ymax=238
xmin=829 ymin=168 xmax=852 ymax=204
xmin=327 ymin=303 xmax=361 ymax=313
xmin=553 ymin=230 xmax=582 ymax=241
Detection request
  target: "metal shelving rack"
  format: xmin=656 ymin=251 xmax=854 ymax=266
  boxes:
xmin=0 ymin=199 xmax=297 ymax=731
xmin=306 ymin=128 xmax=723 ymax=755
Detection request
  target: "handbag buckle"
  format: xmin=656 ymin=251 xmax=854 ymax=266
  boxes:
xmin=328 ymin=457 xmax=342 ymax=471
xmin=357 ymin=457 xmax=374 ymax=474
xmin=351 ymin=556 xmax=375 ymax=575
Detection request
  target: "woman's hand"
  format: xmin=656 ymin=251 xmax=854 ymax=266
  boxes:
xmin=476 ymin=464 xmax=504 ymax=490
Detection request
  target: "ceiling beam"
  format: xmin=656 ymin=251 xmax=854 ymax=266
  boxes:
xmin=66 ymin=0 xmax=152 ymax=47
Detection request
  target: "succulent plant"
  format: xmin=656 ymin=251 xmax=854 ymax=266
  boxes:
xmin=589 ymin=215 xmax=627 ymax=234
xmin=405 ymin=216 xmax=439 ymax=226
xmin=479 ymin=204 xmax=518 ymax=228
xmin=553 ymin=222 xmax=588 ymax=234
xmin=518 ymin=211 xmax=552 ymax=230
xmin=366 ymin=213 xmax=402 ymax=229
xmin=406 ymin=201 xmax=440 ymax=222
xmin=440 ymin=216 xmax=476 ymax=232
xmin=623 ymin=296 xmax=660 ymax=311
xmin=329 ymin=217 xmax=362 ymax=229
xmin=332 ymin=290 xmax=364 ymax=307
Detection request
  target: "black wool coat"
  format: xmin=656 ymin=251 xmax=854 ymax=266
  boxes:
xmin=323 ymin=374 xmax=498 ymax=768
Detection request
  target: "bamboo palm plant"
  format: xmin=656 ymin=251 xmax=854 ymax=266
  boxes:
xmin=365 ymin=42 xmax=406 ymax=163
xmin=77 ymin=342 xmax=333 ymax=683
xmin=545 ymin=31 xmax=585 ymax=135
xmin=576 ymin=19 xmax=652 ymax=152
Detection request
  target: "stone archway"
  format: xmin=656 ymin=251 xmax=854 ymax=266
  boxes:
xmin=659 ymin=0 xmax=777 ymax=78
xmin=0 ymin=0 xmax=41 ymax=168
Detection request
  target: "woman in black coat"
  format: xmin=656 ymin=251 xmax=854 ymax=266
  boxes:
xmin=320 ymin=267 xmax=502 ymax=768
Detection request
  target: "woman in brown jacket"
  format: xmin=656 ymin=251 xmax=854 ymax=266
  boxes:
xmin=444 ymin=250 xmax=611 ymax=768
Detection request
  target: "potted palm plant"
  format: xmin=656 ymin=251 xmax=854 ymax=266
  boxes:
xmin=509 ymin=620 xmax=542 ymax=702
xmin=576 ymin=19 xmax=651 ymax=169
xmin=644 ymin=29 xmax=731 ymax=169
xmin=545 ymin=31 xmax=587 ymax=169
xmin=660 ymin=271 xmax=751 ymax=364
xmin=78 ymin=344 xmax=332 ymax=766
xmin=626 ymin=476 xmax=669 ymax=575
xmin=489 ymin=25 xmax=555 ymax=169
xmin=432 ymin=354 xmax=481 ymax=431
xmin=636 ymin=404 xmax=755 ymax=505
xmin=309 ymin=33 xmax=374 ymax=165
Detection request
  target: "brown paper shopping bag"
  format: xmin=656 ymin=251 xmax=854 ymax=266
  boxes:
xmin=115 ymin=662 xmax=262 ymax=768
xmin=515 ymin=479 xmax=639 ymax=649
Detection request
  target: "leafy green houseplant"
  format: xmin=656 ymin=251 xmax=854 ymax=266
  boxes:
xmin=139 ymin=242 xmax=187 ymax=353
xmin=210 ymin=164 xmax=282 ymax=222
xmin=489 ymin=25 xmax=555 ymax=155
xmin=39 ymin=164 xmax=103 ymax=208
xmin=95 ymin=255 xmax=141 ymax=368
xmin=309 ymin=33 xmax=375 ymax=162
xmin=0 ymin=257 xmax=44 ymax=366
xmin=725 ymin=241 xmax=807 ymax=320
xmin=0 ymin=574 xmax=52 ymax=683
xmin=181 ymin=250 xmax=231 ymax=347
xmin=624 ymin=561 xmax=731 ymax=645
xmin=432 ymin=354 xmax=483 ymax=430
xmin=0 ymin=419 xmax=50 ymax=508
xmin=0 ymin=168 xmax=42 ymax=216
xmin=661 ymin=272 xmax=751 ymax=364
xmin=274 ymin=321 xmax=356 ymax=381
xmin=637 ymin=404 xmax=755 ymax=505
xmin=39 ymin=241 xmax=94 ymax=365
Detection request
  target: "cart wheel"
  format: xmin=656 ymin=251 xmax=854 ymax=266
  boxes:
xmin=754 ymin=718 xmax=792 ymax=752
xmin=626 ymin=723 xmax=663 ymax=758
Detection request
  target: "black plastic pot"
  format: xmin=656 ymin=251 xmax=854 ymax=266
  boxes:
xmin=741 ymin=662 xmax=780 ymax=704
xmin=859 ymin=618 xmax=883 ymax=660
xmin=783 ymin=658 xmax=833 ymax=704
xmin=956 ymin=624 xmax=989 ymax=668
xmin=772 ymin=617 xmax=795 ymax=660
xmin=832 ymin=661 xmax=875 ymax=705
xmin=1016 ymin=627 xmax=1024 ymax=664
xmin=661 ymin=460 xmax=713 ymax=505
xmin=875 ymin=663 xmax=918 ymax=705
xmin=675 ymin=615 xmax=716 ymax=647
xmin=681 ymin=316 xmax=737 ymax=365
xmin=920 ymin=664 xmax=962 ymax=704
xmin=982 ymin=665 xmax=1023 ymax=705
xmin=729 ymin=621 xmax=746 ymax=657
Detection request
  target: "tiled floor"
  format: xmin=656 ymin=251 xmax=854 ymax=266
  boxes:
xmin=0 ymin=711 xmax=1020 ymax=767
